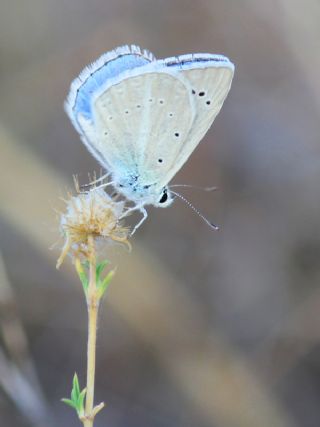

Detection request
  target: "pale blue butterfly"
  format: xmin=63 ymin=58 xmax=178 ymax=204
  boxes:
xmin=65 ymin=45 xmax=234 ymax=232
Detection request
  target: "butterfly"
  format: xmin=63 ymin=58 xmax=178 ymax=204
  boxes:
xmin=65 ymin=45 xmax=234 ymax=232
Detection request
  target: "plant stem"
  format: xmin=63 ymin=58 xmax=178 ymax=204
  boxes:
xmin=83 ymin=235 xmax=99 ymax=427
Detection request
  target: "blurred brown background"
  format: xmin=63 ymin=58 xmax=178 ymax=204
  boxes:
xmin=1 ymin=1 xmax=320 ymax=426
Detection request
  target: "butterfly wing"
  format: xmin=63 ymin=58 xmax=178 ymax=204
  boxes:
xmin=153 ymin=54 xmax=234 ymax=187
xmin=65 ymin=45 xmax=155 ymax=168
xmin=92 ymin=70 xmax=195 ymax=188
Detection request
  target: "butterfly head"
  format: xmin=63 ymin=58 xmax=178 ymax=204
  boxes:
xmin=115 ymin=176 xmax=174 ymax=208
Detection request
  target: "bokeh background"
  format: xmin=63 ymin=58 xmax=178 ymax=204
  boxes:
xmin=1 ymin=1 xmax=320 ymax=426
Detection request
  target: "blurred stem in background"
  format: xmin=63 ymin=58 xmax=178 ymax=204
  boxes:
xmin=0 ymin=252 xmax=53 ymax=427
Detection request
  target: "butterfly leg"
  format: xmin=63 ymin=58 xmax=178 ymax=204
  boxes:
xmin=121 ymin=205 xmax=148 ymax=235
xmin=130 ymin=207 xmax=148 ymax=235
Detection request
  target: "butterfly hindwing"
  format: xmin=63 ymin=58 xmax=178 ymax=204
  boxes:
xmin=92 ymin=70 xmax=195 ymax=188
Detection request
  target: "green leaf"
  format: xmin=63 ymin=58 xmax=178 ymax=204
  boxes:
xmin=97 ymin=269 xmax=115 ymax=299
xmin=71 ymin=388 xmax=77 ymax=404
xmin=79 ymin=273 xmax=89 ymax=293
xmin=96 ymin=260 xmax=109 ymax=281
xmin=78 ymin=388 xmax=87 ymax=413
xmin=62 ymin=373 xmax=86 ymax=417
xmin=75 ymin=259 xmax=89 ymax=294
xmin=61 ymin=398 xmax=77 ymax=410
xmin=73 ymin=373 xmax=80 ymax=397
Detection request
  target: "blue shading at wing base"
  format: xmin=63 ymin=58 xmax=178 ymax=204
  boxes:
xmin=74 ymin=54 xmax=152 ymax=120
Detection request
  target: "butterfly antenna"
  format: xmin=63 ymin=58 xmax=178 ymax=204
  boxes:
xmin=169 ymin=184 xmax=217 ymax=192
xmin=171 ymin=191 xmax=219 ymax=230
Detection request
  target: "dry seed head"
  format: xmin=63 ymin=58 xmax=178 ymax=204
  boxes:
xmin=57 ymin=188 xmax=130 ymax=268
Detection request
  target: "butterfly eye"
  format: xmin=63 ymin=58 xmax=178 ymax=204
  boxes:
xmin=159 ymin=190 xmax=168 ymax=204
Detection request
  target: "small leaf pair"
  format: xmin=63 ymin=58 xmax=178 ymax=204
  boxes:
xmin=62 ymin=373 xmax=86 ymax=417
xmin=75 ymin=258 xmax=115 ymax=298
xmin=96 ymin=261 xmax=115 ymax=299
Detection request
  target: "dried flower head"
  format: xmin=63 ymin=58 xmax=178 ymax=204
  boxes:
xmin=57 ymin=187 xmax=130 ymax=268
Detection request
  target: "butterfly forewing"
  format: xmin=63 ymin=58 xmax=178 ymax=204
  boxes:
xmin=156 ymin=61 xmax=234 ymax=186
